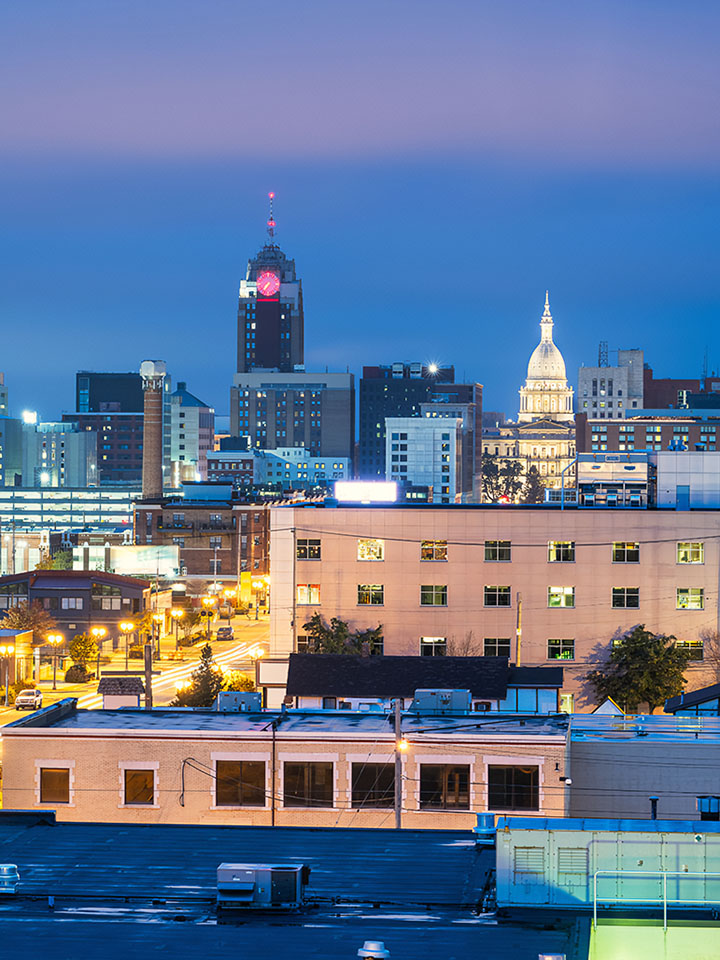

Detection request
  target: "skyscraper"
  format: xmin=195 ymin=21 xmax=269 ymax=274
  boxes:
xmin=236 ymin=194 xmax=304 ymax=374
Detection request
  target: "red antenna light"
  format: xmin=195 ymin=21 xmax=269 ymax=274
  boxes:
xmin=267 ymin=192 xmax=276 ymax=240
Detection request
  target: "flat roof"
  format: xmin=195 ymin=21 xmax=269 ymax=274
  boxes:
xmin=498 ymin=815 xmax=720 ymax=834
xmin=0 ymin=814 xmax=576 ymax=959
xmin=4 ymin=700 xmax=568 ymax=740
xmin=570 ymin=714 xmax=720 ymax=743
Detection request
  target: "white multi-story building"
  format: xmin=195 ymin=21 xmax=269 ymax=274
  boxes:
xmin=385 ymin=416 xmax=463 ymax=503
xmin=206 ymin=445 xmax=350 ymax=490
xmin=577 ymin=349 xmax=644 ymax=419
xmin=170 ymin=382 xmax=214 ymax=484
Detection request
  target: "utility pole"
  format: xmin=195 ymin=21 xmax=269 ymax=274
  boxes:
xmin=515 ymin=592 xmax=523 ymax=666
xmin=144 ymin=643 xmax=153 ymax=711
xmin=394 ymin=698 xmax=403 ymax=830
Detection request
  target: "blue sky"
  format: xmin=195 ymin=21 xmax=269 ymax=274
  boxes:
xmin=2 ymin=0 xmax=719 ymax=419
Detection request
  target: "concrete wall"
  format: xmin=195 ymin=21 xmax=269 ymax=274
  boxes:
xmin=269 ymin=505 xmax=720 ymax=708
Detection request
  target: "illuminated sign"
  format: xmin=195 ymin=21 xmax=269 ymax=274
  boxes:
xmin=334 ymin=481 xmax=398 ymax=503
xmin=257 ymin=271 xmax=280 ymax=296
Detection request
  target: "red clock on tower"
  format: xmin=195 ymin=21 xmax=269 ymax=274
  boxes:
xmin=257 ymin=271 xmax=280 ymax=296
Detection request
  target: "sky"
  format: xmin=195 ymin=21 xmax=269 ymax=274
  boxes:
xmin=2 ymin=0 xmax=719 ymax=421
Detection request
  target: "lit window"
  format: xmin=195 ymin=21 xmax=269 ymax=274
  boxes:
xmin=296 ymin=538 xmax=321 ymax=560
xmin=548 ymin=541 xmax=575 ymax=562
xmin=547 ymin=638 xmax=575 ymax=660
xmin=612 ymin=541 xmax=639 ymax=563
xmin=297 ymin=584 xmax=320 ymax=605
xmin=677 ymin=542 xmax=704 ymax=564
xmin=548 ymin=586 xmax=575 ymax=608
xmin=677 ymin=588 xmax=704 ymax=610
xmin=357 ymin=584 xmax=384 ymax=605
xmin=357 ymin=538 xmax=384 ymax=561
xmin=676 ymin=640 xmax=704 ymax=661
xmin=421 ymin=539 xmax=447 ymax=561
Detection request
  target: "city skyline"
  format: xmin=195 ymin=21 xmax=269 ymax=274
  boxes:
xmin=2 ymin=1 xmax=719 ymax=422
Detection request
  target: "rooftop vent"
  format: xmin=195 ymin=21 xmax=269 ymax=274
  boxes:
xmin=216 ymin=863 xmax=309 ymax=912
xmin=410 ymin=689 xmax=471 ymax=715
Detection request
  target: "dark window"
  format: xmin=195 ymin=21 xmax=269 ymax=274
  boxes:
xmin=612 ymin=587 xmax=639 ymax=608
xmin=613 ymin=541 xmax=640 ymax=563
xmin=420 ymin=585 xmax=447 ymax=606
xmin=297 ymin=538 xmax=321 ymax=560
xmin=357 ymin=584 xmax=384 ymax=605
xmin=484 ymin=586 xmax=511 ymax=607
xmin=484 ymin=638 xmax=511 ymax=657
xmin=352 ymin=763 xmax=394 ymax=808
xmin=484 ymin=540 xmax=512 ymax=562
xmin=40 ymin=767 xmax=69 ymax=803
xmin=420 ymin=637 xmax=447 ymax=656
xmin=488 ymin=765 xmax=539 ymax=810
xmin=547 ymin=638 xmax=575 ymax=660
xmin=124 ymin=769 xmax=154 ymax=805
xmin=322 ymin=697 xmax=337 ymax=709
xmin=283 ymin=761 xmax=334 ymax=807
xmin=215 ymin=760 xmax=265 ymax=807
xmin=419 ymin=764 xmax=469 ymax=809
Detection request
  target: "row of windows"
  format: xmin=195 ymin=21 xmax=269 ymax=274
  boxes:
xmin=419 ymin=636 xmax=705 ymax=661
xmin=37 ymin=761 xmax=539 ymax=812
xmin=296 ymin=538 xmax=706 ymax=565
xmin=297 ymin=584 xmax=707 ymax=610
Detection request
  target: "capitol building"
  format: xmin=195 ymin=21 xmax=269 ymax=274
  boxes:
xmin=483 ymin=293 xmax=576 ymax=493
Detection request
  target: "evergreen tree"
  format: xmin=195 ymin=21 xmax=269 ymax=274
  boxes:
xmin=520 ymin=466 xmax=547 ymax=504
xmin=171 ymin=644 xmax=224 ymax=706
xmin=68 ymin=633 xmax=99 ymax=666
xmin=585 ymin=624 xmax=691 ymax=713
xmin=302 ymin=613 xmax=383 ymax=654
xmin=481 ymin=454 xmax=524 ymax=503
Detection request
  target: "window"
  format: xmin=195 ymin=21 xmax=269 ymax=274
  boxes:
xmin=124 ymin=769 xmax=154 ymax=806
xmin=548 ymin=541 xmax=575 ymax=562
xmin=357 ymin=584 xmax=384 ymax=605
xmin=488 ymin=765 xmax=539 ymax=810
xmin=484 ymin=586 xmax=511 ymax=607
xmin=613 ymin=541 xmax=639 ymax=563
xmin=421 ymin=540 xmax=448 ymax=561
xmin=484 ymin=540 xmax=511 ymax=562
xmin=420 ymin=636 xmax=447 ymax=656
xmin=296 ymin=538 xmax=321 ymax=560
xmin=283 ymin=761 xmax=334 ymax=807
xmin=357 ymin=538 xmax=384 ymax=561
xmin=419 ymin=764 xmax=469 ymax=809
xmin=677 ymin=639 xmax=704 ymax=661
xmin=40 ymin=768 xmax=69 ymax=803
xmin=351 ymin=763 xmax=394 ymax=808
xmin=698 ymin=796 xmax=720 ymax=821
xmin=559 ymin=693 xmax=574 ymax=714
xmin=420 ymin=585 xmax=447 ymax=606
xmin=484 ymin=638 xmax=511 ymax=657
xmin=612 ymin=587 xmax=639 ymax=608
xmin=209 ymin=536 xmax=222 ymax=549
xmin=296 ymin=584 xmax=320 ymax=605
xmin=678 ymin=542 xmax=704 ymax=564
xmin=215 ymin=760 xmax=265 ymax=807
xmin=677 ymin=588 xmax=704 ymax=610
xmin=547 ymin=638 xmax=575 ymax=660
xmin=548 ymin=586 xmax=575 ymax=608
xmin=61 ymin=597 xmax=83 ymax=610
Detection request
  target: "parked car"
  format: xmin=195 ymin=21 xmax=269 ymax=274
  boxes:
xmin=14 ymin=689 xmax=43 ymax=711
xmin=215 ymin=627 xmax=234 ymax=641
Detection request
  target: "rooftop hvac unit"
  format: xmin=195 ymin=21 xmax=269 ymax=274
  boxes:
xmin=215 ymin=691 xmax=262 ymax=712
xmin=217 ymin=863 xmax=309 ymax=912
xmin=411 ymin=689 xmax=471 ymax=715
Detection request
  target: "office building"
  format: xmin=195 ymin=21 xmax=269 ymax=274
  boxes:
xmin=230 ymin=371 xmax=354 ymax=461
xmin=577 ymin=348 xmax=644 ymax=419
xmin=358 ymin=362 xmax=456 ymax=479
xmin=207 ymin=446 xmax=350 ymax=490
xmin=75 ymin=371 xmax=144 ymax=413
xmin=169 ymin=381 xmax=215 ymax=484
xmin=21 ymin=420 xmax=97 ymax=488
xmin=576 ymin=411 xmax=720 ymax=454
xmin=236 ymin=196 xmax=303 ymax=374
xmin=385 ymin=416 xmax=463 ymax=503
xmin=269 ymin=502 xmax=720 ymax=709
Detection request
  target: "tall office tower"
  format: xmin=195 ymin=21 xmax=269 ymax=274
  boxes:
xmin=577 ymin=349 xmax=644 ymax=420
xmin=170 ymin=381 xmax=215 ymax=484
xmin=237 ymin=194 xmax=304 ymax=374
xmin=75 ymin=371 xmax=144 ymax=412
xmin=358 ymin=363 xmax=456 ymax=479
xmin=140 ymin=361 xmax=167 ymax=499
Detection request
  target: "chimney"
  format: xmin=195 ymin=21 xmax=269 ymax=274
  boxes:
xmin=140 ymin=360 xmax=167 ymax=499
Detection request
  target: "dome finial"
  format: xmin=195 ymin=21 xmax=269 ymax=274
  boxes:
xmin=543 ymin=290 xmax=551 ymax=318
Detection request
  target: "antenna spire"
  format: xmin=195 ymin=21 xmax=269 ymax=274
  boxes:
xmin=266 ymin=191 xmax=276 ymax=241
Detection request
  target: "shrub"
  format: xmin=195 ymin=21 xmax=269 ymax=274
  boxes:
xmin=8 ymin=681 xmax=35 ymax=705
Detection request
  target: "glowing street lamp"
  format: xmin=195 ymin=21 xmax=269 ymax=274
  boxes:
xmin=0 ymin=643 xmax=15 ymax=706
xmin=170 ymin=608 xmax=185 ymax=651
xmin=45 ymin=634 xmax=63 ymax=692
xmin=119 ymin=621 xmax=136 ymax=672
xmin=90 ymin=627 xmax=106 ymax=681
xmin=202 ymin=596 xmax=217 ymax=641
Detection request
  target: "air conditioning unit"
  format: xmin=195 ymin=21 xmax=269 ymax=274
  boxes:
xmin=411 ymin=689 xmax=471 ymax=715
xmin=215 ymin=691 xmax=262 ymax=712
xmin=217 ymin=863 xmax=309 ymax=912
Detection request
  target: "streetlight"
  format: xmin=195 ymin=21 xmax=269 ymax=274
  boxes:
xmin=90 ymin=627 xmax=106 ymax=681
xmin=0 ymin=643 xmax=15 ymax=706
xmin=170 ymin=609 xmax=185 ymax=651
xmin=119 ymin=621 xmax=136 ymax=671
xmin=202 ymin=596 xmax=217 ymax=641
xmin=46 ymin=634 xmax=64 ymax=691
xmin=152 ymin=613 xmax=164 ymax=659
xmin=251 ymin=579 xmax=264 ymax=619
xmin=223 ymin=589 xmax=235 ymax=624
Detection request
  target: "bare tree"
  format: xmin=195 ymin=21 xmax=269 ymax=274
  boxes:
xmin=446 ymin=630 xmax=484 ymax=656
xmin=699 ymin=628 xmax=720 ymax=683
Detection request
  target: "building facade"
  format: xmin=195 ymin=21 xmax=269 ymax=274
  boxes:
xmin=577 ymin=349 xmax=645 ymax=419
xmin=269 ymin=503 xmax=720 ymax=710
xmin=0 ymin=486 xmax=139 ymax=531
xmin=169 ymin=381 xmax=215 ymax=484
xmin=207 ymin=446 xmax=350 ymax=490
xmin=229 ymin=371 xmax=355 ymax=461
xmin=385 ymin=417 xmax=463 ymax=504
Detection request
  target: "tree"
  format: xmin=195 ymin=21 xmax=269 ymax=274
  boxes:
xmin=302 ymin=613 xmax=383 ymax=654
xmin=68 ymin=633 xmax=99 ymax=666
xmin=481 ymin=455 xmax=524 ymax=503
xmin=446 ymin=631 xmax=484 ymax=656
xmin=171 ymin=644 xmax=224 ymax=706
xmin=585 ymin=624 xmax=691 ymax=713
xmin=35 ymin=549 xmax=73 ymax=571
xmin=520 ymin=466 xmax=546 ymax=504
xmin=1 ymin=601 xmax=58 ymax=647
xmin=222 ymin=671 xmax=255 ymax=692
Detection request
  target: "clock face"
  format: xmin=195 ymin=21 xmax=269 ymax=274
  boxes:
xmin=257 ymin=271 xmax=280 ymax=297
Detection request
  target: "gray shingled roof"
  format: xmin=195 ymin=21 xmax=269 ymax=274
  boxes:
xmin=97 ymin=676 xmax=145 ymax=695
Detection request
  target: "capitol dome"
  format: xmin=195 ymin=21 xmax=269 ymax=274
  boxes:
xmin=518 ymin=293 xmax=574 ymax=423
